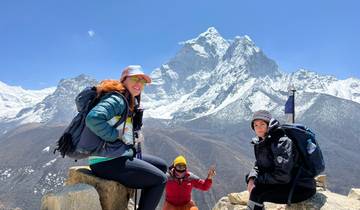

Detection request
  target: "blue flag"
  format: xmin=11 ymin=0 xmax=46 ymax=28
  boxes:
xmin=285 ymin=95 xmax=294 ymax=114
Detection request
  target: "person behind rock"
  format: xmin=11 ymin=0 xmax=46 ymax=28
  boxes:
xmin=163 ymin=155 xmax=216 ymax=210
xmin=245 ymin=110 xmax=316 ymax=210
xmin=86 ymin=65 xmax=167 ymax=210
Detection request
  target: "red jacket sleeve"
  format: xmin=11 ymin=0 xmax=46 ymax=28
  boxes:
xmin=192 ymin=178 xmax=212 ymax=191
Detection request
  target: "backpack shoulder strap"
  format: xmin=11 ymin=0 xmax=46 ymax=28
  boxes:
xmin=107 ymin=91 xmax=129 ymax=128
xmin=287 ymin=167 xmax=303 ymax=205
xmin=97 ymin=90 xmax=129 ymax=128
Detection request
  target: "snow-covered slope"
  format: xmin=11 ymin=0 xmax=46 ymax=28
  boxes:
xmin=0 ymin=75 xmax=97 ymax=134
xmin=0 ymin=81 xmax=55 ymax=120
xmin=272 ymin=69 xmax=360 ymax=103
xmin=11 ymin=74 xmax=98 ymax=125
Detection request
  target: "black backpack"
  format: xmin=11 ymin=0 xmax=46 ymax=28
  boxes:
xmin=53 ymin=86 xmax=128 ymax=160
xmin=280 ymin=123 xmax=325 ymax=205
xmin=280 ymin=123 xmax=325 ymax=177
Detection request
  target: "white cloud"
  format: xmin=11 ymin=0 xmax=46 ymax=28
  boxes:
xmin=88 ymin=30 xmax=95 ymax=37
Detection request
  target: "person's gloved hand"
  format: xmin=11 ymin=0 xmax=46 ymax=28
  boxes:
xmin=134 ymin=130 xmax=144 ymax=144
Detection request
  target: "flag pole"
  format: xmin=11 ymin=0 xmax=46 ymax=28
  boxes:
xmin=285 ymin=84 xmax=296 ymax=124
xmin=291 ymin=88 xmax=296 ymax=123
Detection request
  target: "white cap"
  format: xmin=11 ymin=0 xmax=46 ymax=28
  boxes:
xmin=120 ymin=65 xmax=151 ymax=83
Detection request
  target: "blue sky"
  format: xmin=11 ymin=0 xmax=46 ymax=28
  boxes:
xmin=0 ymin=0 xmax=359 ymax=89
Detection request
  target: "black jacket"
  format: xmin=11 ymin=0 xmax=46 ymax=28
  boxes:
xmin=246 ymin=119 xmax=315 ymax=189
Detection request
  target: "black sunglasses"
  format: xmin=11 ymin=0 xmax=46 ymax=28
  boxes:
xmin=174 ymin=168 xmax=186 ymax=173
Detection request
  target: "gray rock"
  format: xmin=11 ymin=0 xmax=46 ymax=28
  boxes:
xmin=348 ymin=188 xmax=360 ymax=200
xmin=212 ymin=196 xmax=247 ymax=210
xmin=213 ymin=189 xmax=360 ymax=210
xmin=40 ymin=183 xmax=101 ymax=210
xmin=228 ymin=191 xmax=249 ymax=205
xmin=65 ymin=166 xmax=134 ymax=210
xmin=315 ymin=175 xmax=327 ymax=190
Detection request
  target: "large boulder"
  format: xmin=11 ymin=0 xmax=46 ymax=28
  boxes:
xmin=65 ymin=166 xmax=134 ymax=210
xmin=213 ymin=176 xmax=360 ymax=210
xmin=40 ymin=183 xmax=102 ymax=210
xmin=213 ymin=190 xmax=360 ymax=210
xmin=41 ymin=166 xmax=134 ymax=210
xmin=348 ymin=188 xmax=360 ymax=201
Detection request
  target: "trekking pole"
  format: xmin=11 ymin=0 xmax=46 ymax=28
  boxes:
xmin=134 ymin=188 xmax=137 ymax=210
xmin=136 ymin=141 xmax=142 ymax=159
xmin=133 ymin=105 xmax=143 ymax=210
xmin=134 ymin=139 xmax=142 ymax=210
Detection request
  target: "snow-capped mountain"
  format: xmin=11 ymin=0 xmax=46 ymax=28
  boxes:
xmin=143 ymin=27 xmax=360 ymax=121
xmin=146 ymin=27 xmax=229 ymax=99
xmin=12 ymin=74 xmax=98 ymax=125
xmin=1 ymin=27 xmax=359 ymax=130
xmin=0 ymin=81 xmax=55 ymax=120
xmin=287 ymin=69 xmax=360 ymax=103
xmin=0 ymin=75 xmax=98 ymax=134
xmin=1 ymin=27 xmax=360 ymax=128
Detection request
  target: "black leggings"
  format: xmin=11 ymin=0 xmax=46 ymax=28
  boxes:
xmin=90 ymin=154 xmax=168 ymax=210
xmin=248 ymin=183 xmax=316 ymax=209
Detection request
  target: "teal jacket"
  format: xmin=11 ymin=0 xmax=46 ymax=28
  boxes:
xmin=85 ymin=94 xmax=126 ymax=142
xmin=85 ymin=93 xmax=133 ymax=164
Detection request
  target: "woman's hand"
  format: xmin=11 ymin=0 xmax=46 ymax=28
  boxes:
xmin=247 ymin=178 xmax=255 ymax=193
xmin=207 ymin=165 xmax=216 ymax=179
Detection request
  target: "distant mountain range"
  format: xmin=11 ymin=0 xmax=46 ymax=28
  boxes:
xmin=0 ymin=81 xmax=55 ymax=121
xmin=0 ymin=27 xmax=359 ymax=210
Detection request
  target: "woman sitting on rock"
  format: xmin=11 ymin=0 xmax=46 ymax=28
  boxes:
xmin=86 ymin=65 xmax=167 ymax=210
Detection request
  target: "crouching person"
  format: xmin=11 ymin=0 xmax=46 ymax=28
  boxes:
xmin=163 ymin=155 xmax=216 ymax=210
xmin=246 ymin=110 xmax=316 ymax=210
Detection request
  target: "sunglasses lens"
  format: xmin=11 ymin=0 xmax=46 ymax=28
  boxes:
xmin=129 ymin=76 xmax=146 ymax=84
xmin=175 ymin=168 xmax=186 ymax=173
xmin=175 ymin=164 xmax=186 ymax=172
